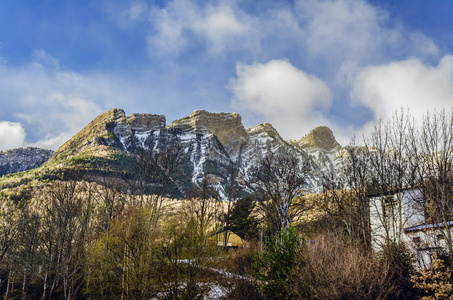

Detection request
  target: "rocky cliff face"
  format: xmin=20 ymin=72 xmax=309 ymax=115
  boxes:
xmin=0 ymin=147 xmax=54 ymax=176
xmin=48 ymin=108 xmax=344 ymax=196
xmin=298 ymin=126 xmax=340 ymax=151
xmin=169 ymin=110 xmax=249 ymax=155
xmin=294 ymin=126 xmax=344 ymax=176
xmin=54 ymin=108 xmax=166 ymax=158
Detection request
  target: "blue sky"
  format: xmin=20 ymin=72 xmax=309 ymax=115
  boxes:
xmin=0 ymin=0 xmax=453 ymax=150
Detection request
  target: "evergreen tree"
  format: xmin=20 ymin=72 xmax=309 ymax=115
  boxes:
xmin=229 ymin=196 xmax=259 ymax=240
xmin=253 ymin=226 xmax=303 ymax=299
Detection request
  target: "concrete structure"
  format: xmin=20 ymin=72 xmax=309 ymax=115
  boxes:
xmin=369 ymin=187 xmax=453 ymax=268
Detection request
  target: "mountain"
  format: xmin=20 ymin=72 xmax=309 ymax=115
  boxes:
xmin=1 ymin=109 xmax=344 ymax=197
xmin=298 ymin=126 xmax=341 ymax=151
xmin=0 ymin=147 xmax=54 ymax=176
xmin=295 ymin=126 xmax=344 ymax=177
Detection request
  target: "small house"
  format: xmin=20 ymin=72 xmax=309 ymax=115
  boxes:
xmin=369 ymin=187 xmax=453 ymax=268
xmin=212 ymin=230 xmax=245 ymax=248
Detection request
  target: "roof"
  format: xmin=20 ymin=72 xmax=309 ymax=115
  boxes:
xmin=367 ymin=186 xmax=420 ymax=198
xmin=211 ymin=230 xmax=244 ymax=247
xmin=405 ymin=221 xmax=453 ymax=233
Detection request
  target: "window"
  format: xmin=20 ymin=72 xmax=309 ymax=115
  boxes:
xmin=383 ymin=195 xmax=398 ymax=220
xmin=413 ymin=237 xmax=422 ymax=248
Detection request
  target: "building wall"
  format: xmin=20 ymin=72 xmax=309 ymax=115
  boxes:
xmin=369 ymin=188 xmax=449 ymax=268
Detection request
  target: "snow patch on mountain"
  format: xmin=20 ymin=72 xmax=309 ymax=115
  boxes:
xmin=48 ymin=108 xmax=347 ymax=196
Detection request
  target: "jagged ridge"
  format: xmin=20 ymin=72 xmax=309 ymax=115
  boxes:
xmin=3 ymin=109 xmax=344 ymax=196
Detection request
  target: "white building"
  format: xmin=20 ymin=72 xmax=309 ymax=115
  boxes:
xmin=369 ymin=187 xmax=453 ymax=268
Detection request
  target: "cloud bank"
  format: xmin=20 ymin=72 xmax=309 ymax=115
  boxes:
xmin=148 ymin=0 xmax=258 ymax=56
xmin=0 ymin=51 xmax=141 ymax=150
xmin=0 ymin=122 xmax=26 ymax=151
xmin=229 ymin=59 xmax=332 ymax=139
xmin=140 ymin=0 xmax=445 ymax=141
xmin=0 ymin=60 xmax=104 ymax=149
xmin=352 ymin=55 xmax=453 ymax=124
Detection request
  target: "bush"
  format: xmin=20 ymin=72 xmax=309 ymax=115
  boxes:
xmin=223 ymin=245 xmax=257 ymax=277
xmin=224 ymin=279 xmax=264 ymax=300
xmin=84 ymin=205 xmax=221 ymax=299
xmin=379 ymin=241 xmax=419 ymax=299
xmin=290 ymin=233 xmax=418 ymax=299
xmin=253 ymin=226 xmax=303 ymax=299
xmin=412 ymin=258 xmax=453 ymax=300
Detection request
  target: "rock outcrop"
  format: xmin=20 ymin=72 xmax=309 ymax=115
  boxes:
xmin=169 ymin=110 xmax=248 ymax=154
xmin=0 ymin=147 xmax=54 ymax=176
xmin=126 ymin=113 xmax=166 ymax=132
xmin=298 ymin=126 xmax=341 ymax=151
xmin=54 ymin=108 xmax=166 ymax=158
xmin=247 ymin=123 xmax=282 ymax=141
xmin=43 ymin=108 xmax=345 ymax=195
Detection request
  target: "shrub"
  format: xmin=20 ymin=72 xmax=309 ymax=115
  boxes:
xmin=379 ymin=241 xmax=418 ymax=299
xmin=290 ymin=233 xmax=417 ymax=299
xmin=412 ymin=258 xmax=453 ymax=300
xmin=253 ymin=226 xmax=303 ymax=299
xmin=223 ymin=245 xmax=257 ymax=277
xmin=224 ymin=279 xmax=264 ymax=300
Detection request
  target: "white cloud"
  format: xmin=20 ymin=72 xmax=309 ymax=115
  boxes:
xmin=143 ymin=0 xmax=443 ymax=141
xmin=144 ymin=0 xmax=439 ymax=64
xmin=296 ymin=0 xmax=388 ymax=63
xmin=294 ymin=0 xmax=439 ymax=70
xmin=0 ymin=62 xmax=104 ymax=146
xmin=148 ymin=0 xmax=196 ymax=55
xmin=28 ymin=132 xmax=74 ymax=151
xmin=352 ymin=55 xmax=453 ymax=123
xmin=147 ymin=0 xmax=258 ymax=56
xmin=122 ymin=1 xmax=148 ymax=22
xmin=14 ymin=93 xmax=103 ymax=149
xmin=409 ymin=32 xmax=440 ymax=58
xmin=229 ymin=59 xmax=332 ymax=139
xmin=193 ymin=3 xmax=254 ymax=55
xmin=31 ymin=50 xmax=60 ymax=69
xmin=0 ymin=52 xmax=141 ymax=150
xmin=0 ymin=122 xmax=26 ymax=151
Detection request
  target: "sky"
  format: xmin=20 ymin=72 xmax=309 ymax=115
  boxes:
xmin=0 ymin=0 xmax=453 ymax=150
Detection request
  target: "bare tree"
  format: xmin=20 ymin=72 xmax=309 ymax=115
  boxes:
xmin=187 ymin=171 xmax=221 ymax=239
xmin=37 ymin=179 xmax=94 ymax=300
xmin=249 ymin=148 xmax=312 ymax=233
xmin=221 ymin=160 xmax=241 ymax=250
xmin=0 ymin=193 xmax=19 ymax=265
xmin=132 ymin=142 xmax=185 ymax=227
xmin=366 ymin=110 xmax=416 ymax=194
xmin=91 ymin=173 xmax=127 ymax=234
xmin=410 ymin=109 xmax=453 ymax=257
xmin=16 ymin=204 xmax=41 ymax=300
xmin=364 ymin=111 xmax=419 ymax=247
xmin=320 ymin=137 xmax=372 ymax=246
xmin=320 ymin=110 xmax=419 ymax=248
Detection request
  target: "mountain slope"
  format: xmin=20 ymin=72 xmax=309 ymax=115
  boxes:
xmin=2 ymin=109 xmax=344 ymax=197
xmin=0 ymin=147 xmax=54 ymax=176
